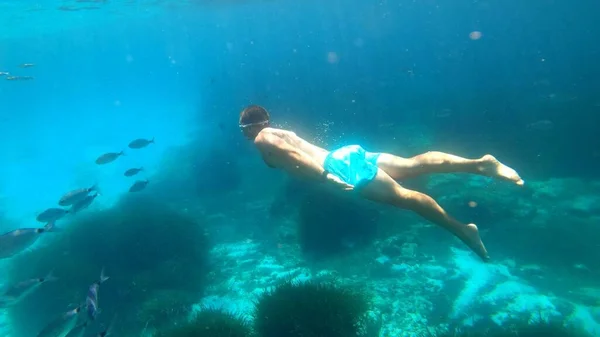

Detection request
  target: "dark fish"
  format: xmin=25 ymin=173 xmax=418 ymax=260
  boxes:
xmin=86 ymin=269 xmax=109 ymax=321
xmin=124 ymin=167 xmax=143 ymax=177
xmin=70 ymin=193 xmax=99 ymax=214
xmin=37 ymin=305 xmax=83 ymax=337
xmin=64 ymin=320 xmax=89 ymax=337
xmin=36 ymin=207 xmax=69 ymax=223
xmin=0 ymin=271 xmax=58 ymax=308
xmin=59 ymin=184 xmax=98 ymax=206
xmin=6 ymin=76 xmax=34 ymax=81
xmin=0 ymin=222 xmax=58 ymax=259
xmin=95 ymin=151 xmax=124 ymax=165
xmin=128 ymin=179 xmax=149 ymax=193
xmin=128 ymin=137 xmax=154 ymax=149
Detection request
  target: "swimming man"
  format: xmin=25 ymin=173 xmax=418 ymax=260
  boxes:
xmin=239 ymin=105 xmax=524 ymax=261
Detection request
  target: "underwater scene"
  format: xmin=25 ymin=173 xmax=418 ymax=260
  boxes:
xmin=1 ymin=0 xmax=600 ymax=336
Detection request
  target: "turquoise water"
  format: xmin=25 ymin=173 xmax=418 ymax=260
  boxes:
xmin=1 ymin=0 xmax=600 ymax=336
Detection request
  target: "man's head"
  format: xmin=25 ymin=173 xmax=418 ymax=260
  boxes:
xmin=239 ymin=105 xmax=270 ymax=140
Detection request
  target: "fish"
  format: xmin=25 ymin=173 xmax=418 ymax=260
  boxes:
xmin=36 ymin=207 xmax=69 ymax=223
xmin=0 ymin=221 xmax=59 ymax=259
xmin=70 ymin=193 xmax=99 ymax=214
xmin=6 ymin=76 xmax=34 ymax=81
xmin=86 ymin=269 xmax=109 ymax=321
xmin=124 ymin=167 xmax=143 ymax=177
xmin=95 ymin=151 xmax=124 ymax=165
xmin=0 ymin=271 xmax=58 ymax=307
xmin=128 ymin=179 xmax=149 ymax=193
xmin=59 ymin=184 xmax=98 ymax=206
xmin=37 ymin=305 xmax=83 ymax=337
xmin=64 ymin=321 xmax=89 ymax=337
xmin=0 ymin=72 xmax=9 ymax=76
xmin=19 ymin=63 xmax=35 ymax=68
xmin=128 ymin=137 xmax=155 ymax=149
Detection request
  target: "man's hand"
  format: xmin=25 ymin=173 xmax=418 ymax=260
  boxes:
xmin=325 ymin=172 xmax=354 ymax=191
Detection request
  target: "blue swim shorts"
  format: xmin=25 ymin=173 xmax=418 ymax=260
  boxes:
xmin=323 ymin=145 xmax=381 ymax=188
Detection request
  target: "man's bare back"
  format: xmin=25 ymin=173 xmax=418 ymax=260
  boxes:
xmin=255 ymin=128 xmax=329 ymax=175
xmin=239 ymin=105 xmax=525 ymax=262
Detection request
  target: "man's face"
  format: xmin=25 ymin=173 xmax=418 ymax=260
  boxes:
xmin=241 ymin=126 xmax=258 ymax=140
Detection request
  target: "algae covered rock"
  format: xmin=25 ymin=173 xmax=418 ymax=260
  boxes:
xmin=5 ymin=193 xmax=212 ymax=336
xmin=155 ymin=307 xmax=252 ymax=337
xmin=254 ymin=280 xmax=369 ymax=337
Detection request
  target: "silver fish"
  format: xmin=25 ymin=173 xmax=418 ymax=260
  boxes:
xmin=36 ymin=208 xmax=69 ymax=223
xmin=95 ymin=151 xmax=124 ymax=165
xmin=64 ymin=321 xmax=89 ymax=337
xmin=6 ymin=75 xmax=34 ymax=81
xmin=59 ymin=185 xmax=98 ymax=206
xmin=0 ymin=271 xmax=57 ymax=307
xmin=128 ymin=179 xmax=149 ymax=193
xmin=124 ymin=167 xmax=143 ymax=177
xmin=128 ymin=138 xmax=154 ymax=149
xmin=86 ymin=269 xmax=109 ymax=321
xmin=70 ymin=193 xmax=99 ymax=214
xmin=20 ymin=63 xmax=35 ymax=68
xmin=37 ymin=305 xmax=82 ymax=337
xmin=0 ymin=222 xmax=58 ymax=259
xmin=0 ymin=72 xmax=9 ymax=76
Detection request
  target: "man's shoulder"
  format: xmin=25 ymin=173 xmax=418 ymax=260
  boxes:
xmin=255 ymin=127 xmax=289 ymax=142
xmin=254 ymin=128 xmax=279 ymax=146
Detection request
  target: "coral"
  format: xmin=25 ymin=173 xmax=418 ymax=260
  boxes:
xmin=155 ymin=307 xmax=252 ymax=337
xmin=253 ymin=280 xmax=369 ymax=337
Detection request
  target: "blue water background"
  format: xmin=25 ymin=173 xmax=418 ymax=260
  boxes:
xmin=1 ymin=1 xmax=599 ymax=227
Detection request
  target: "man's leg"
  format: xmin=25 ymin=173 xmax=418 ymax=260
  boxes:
xmin=376 ymin=152 xmax=524 ymax=185
xmin=359 ymin=169 xmax=490 ymax=261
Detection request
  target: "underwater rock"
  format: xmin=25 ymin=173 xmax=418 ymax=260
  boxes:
xmin=438 ymin=317 xmax=589 ymax=337
xmin=297 ymin=186 xmax=380 ymax=259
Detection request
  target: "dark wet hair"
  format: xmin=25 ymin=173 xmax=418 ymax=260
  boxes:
xmin=239 ymin=105 xmax=270 ymax=127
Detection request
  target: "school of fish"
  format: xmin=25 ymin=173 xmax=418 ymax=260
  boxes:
xmin=0 ymin=133 xmax=155 ymax=336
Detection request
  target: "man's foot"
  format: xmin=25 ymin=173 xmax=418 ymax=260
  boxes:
xmin=477 ymin=154 xmax=525 ymax=186
xmin=462 ymin=223 xmax=490 ymax=262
